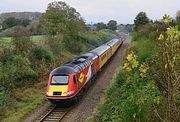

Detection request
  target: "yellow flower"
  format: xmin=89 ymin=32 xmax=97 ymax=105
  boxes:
xmin=140 ymin=73 xmax=145 ymax=78
xmin=127 ymin=52 xmax=134 ymax=61
xmin=161 ymin=14 xmax=173 ymax=24
xmin=131 ymin=59 xmax=139 ymax=68
xmin=123 ymin=63 xmax=129 ymax=69
xmin=126 ymin=67 xmax=132 ymax=72
xmin=158 ymin=34 xmax=164 ymax=41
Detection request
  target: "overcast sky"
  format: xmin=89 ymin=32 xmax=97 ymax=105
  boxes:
xmin=0 ymin=0 xmax=179 ymax=24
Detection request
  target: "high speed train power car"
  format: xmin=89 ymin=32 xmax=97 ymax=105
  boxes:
xmin=46 ymin=37 xmax=123 ymax=104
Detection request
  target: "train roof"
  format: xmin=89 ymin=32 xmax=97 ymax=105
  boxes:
xmin=51 ymin=52 xmax=97 ymax=75
xmin=90 ymin=45 xmax=110 ymax=56
xmin=51 ymin=66 xmax=77 ymax=75
xmin=106 ymin=38 xmax=120 ymax=47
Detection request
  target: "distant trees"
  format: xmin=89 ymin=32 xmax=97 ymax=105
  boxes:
xmin=2 ymin=17 xmax=19 ymax=30
xmin=95 ymin=20 xmax=117 ymax=31
xmin=2 ymin=17 xmax=31 ymax=30
xmin=96 ymin=22 xmax=107 ymax=31
xmin=134 ymin=12 xmax=149 ymax=30
xmin=107 ymin=20 xmax=117 ymax=31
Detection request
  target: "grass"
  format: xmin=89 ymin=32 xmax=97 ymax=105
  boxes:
xmin=0 ymin=35 xmax=46 ymax=43
xmin=31 ymin=35 xmax=47 ymax=42
xmin=0 ymin=37 xmax=12 ymax=43
xmin=1 ymin=82 xmax=47 ymax=122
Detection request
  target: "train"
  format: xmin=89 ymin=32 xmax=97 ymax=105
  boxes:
xmin=46 ymin=37 xmax=123 ymax=104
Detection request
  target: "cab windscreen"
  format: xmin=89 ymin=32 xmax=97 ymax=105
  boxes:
xmin=51 ymin=76 xmax=69 ymax=85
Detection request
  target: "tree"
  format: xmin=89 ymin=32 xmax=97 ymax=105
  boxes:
xmin=134 ymin=12 xmax=149 ymax=30
xmin=176 ymin=10 xmax=180 ymax=30
xmin=2 ymin=17 xmax=20 ymax=30
xmin=107 ymin=20 xmax=117 ymax=31
xmin=96 ymin=22 xmax=107 ymax=31
xmin=27 ymin=20 xmax=41 ymax=35
xmin=40 ymin=1 xmax=85 ymax=36
xmin=19 ymin=18 xmax=31 ymax=27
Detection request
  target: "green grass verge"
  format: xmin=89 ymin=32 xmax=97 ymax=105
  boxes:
xmin=0 ymin=35 xmax=46 ymax=43
xmin=31 ymin=35 xmax=47 ymax=42
xmin=2 ymin=83 xmax=47 ymax=122
xmin=0 ymin=37 xmax=12 ymax=43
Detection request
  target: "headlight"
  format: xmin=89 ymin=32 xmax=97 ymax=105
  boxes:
xmin=46 ymin=92 xmax=52 ymax=95
xmin=63 ymin=90 xmax=75 ymax=95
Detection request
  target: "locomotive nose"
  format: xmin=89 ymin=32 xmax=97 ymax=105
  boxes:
xmin=47 ymin=75 xmax=69 ymax=97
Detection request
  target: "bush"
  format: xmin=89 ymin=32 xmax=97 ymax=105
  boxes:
xmin=79 ymin=29 xmax=115 ymax=49
xmin=45 ymin=35 xmax=65 ymax=56
xmin=135 ymin=38 xmax=155 ymax=62
xmin=98 ymin=52 xmax=160 ymax=122
xmin=32 ymin=46 xmax=54 ymax=62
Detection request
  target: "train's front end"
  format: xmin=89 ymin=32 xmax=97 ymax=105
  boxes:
xmin=46 ymin=66 xmax=78 ymax=104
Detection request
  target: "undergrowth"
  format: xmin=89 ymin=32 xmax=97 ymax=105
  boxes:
xmin=87 ymin=36 xmax=160 ymax=122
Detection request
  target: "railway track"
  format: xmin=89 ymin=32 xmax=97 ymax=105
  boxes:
xmin=39 ymin=105 xmax=72 ymax=122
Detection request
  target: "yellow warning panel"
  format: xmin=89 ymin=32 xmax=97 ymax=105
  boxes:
xmin=79 ymin=73 xmax=85 ymax=83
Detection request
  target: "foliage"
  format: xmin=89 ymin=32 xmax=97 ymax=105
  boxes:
xmin=0 ymin=12 xmax=42 ymax=24
xmin=149 ymin=15 xmax=180 ymax=121
xmin=117 ymin=24 xmax=133 ymax=34
xmin=134 ymin=38 xmax=155 ymax=62
xmin=40 ymin=1 xmax=85 ymax=36
xmin=45 ymin=35 xmax=65 ymax=56
xmin=132 ymin=22 xmax=157 ymax=41
xmin=98 ymin=52 xmax=159 ymax=122
xmin=27 ymin=20 xmax=41 ymax=35
xmin=107 ymin=20 xmax=117 ymax=31
xmin=2 ymin=17 xmax=20 ymax=30
xmin=1 ymin=83 xmax=46 ymax=122
xmin=80 ymin=29 xmax=115 ymax=49
xmin=40 ymin=1 xmax=86 ymax=52
xmin=96 ymin=22 xmax=107 ymax=31
xmin=2 ymin=17 xmax=31 ymax=30
xmin=0 ymin=55 xmax=37 ymax=90
xmin=176 ymin=10 xmax=180 ymax=30
xmin=13 ymin=36 xmax=33 ymax=55
xmin=32 ymin=46 xmax=53 ymax=61
xmin=134 ymin=12 xmax=149 ymax=30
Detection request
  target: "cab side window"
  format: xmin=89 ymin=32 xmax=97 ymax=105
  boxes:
xmin=74 ymin=75 xmax=77 ymax=84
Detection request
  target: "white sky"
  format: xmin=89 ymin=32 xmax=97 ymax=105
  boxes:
xmin=0 ymin=0 xmax=179 ymax=24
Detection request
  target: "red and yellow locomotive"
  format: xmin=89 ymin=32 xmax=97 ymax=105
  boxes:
xmin=46 ymin=37 xmax=123 ymax=104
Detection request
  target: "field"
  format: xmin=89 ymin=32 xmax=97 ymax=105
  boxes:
xmin=0 ymin=35 xmax=46 ymax=43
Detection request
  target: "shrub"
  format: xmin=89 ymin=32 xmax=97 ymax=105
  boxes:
xmin=0 ymin=55 xmax=37 ymax=92
xmin=99 ymin=52 xmax=160 ymax=122
xmin=135 ymin=38 xmax=155 ymax=62
xmin=32 ymin=46 xmax=53 ymax=62
xmin=45 ymin=35 xmax=65 ymax=56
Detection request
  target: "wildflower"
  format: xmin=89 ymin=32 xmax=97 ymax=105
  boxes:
xmin=126 ymin=67 xmax=132 ymax=72
xmin=123 ymin=63 xmax=129 ymax=69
